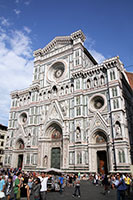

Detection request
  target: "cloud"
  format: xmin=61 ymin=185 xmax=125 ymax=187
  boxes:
xmin=15 ymin=0 xmax=19 ymax=3
xmin=0 ymin=17 xmax=10 ymax=27
xmin=85 ymin=35 xmax=105 ymax=63
xmin=14 ymin=9 xmax=21 ymax=15
xmin=24 ymin=26 xmax=31 ymax=34
xmin=0 ymin=20 xmax=33 ymax=126
xmin=24 ymin=1 xmax=31 ymax=6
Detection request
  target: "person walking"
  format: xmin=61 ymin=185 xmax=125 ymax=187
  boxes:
xmin=102 ymin=174 xmax=110 ymax=195
xmin=59 ymin=174 xmax=64 ymax=194
xmin=72 ymin=175 xmax=81 ymax=198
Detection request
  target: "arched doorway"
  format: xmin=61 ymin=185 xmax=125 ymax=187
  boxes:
xmin=95 ymin=132 xmax=108 ymax=174
xmin=16 ymin=139 xmax=24 ymax=169
xmin=46 ymin=123 xmax=62 ymax=169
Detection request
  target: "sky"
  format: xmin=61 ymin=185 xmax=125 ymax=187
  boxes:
xmin=0 ymin=0 xmax=133 ymax=126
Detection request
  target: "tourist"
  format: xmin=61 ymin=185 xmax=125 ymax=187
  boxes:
xmin=14 ymin=172 xmax=22 ymax=200
xmin=39 ymin=172 xmax=49 ymax=200
xmin=102 ymin=174 xmax=110 ymax=195
xmin=0 ymin=175 xmax=5 ymax=199
xmin=72 ymin=174 xmax=81 ymax=198
xmin=124 ymin=174 xmax=131 ymax=198
xmin=5 ymin=176 xmax=14 ymax=200
xmin=114 ymin=173 xmax=127 ymax=200
xmin=32 ymin=178 xmax=41 ymax=200
xmin=59 ymin=174 xmax=64 ymax=194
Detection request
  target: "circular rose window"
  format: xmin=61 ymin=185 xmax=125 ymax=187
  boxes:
xmin=47 ymin=61 xmax=66 ymax=82
xmin=90 ymin=95 xmax=106 ymax=111
xmin=19 ymin=112 xmax=28 ymax=124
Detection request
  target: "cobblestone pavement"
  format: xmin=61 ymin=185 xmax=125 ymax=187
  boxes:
xmin=47 ymin=180 xmax=133 ymax=200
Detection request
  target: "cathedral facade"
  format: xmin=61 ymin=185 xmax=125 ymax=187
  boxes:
xmin=4 ymin=30 xmax=133 ymax=173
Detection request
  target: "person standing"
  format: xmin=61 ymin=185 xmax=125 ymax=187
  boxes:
xmin=0 ymin=175 xmax=5 ymax=199
xmin=114 ymin=173 xmax=127 ymax=200
xmin=124 ymin=174 xmax=131 ymax=198
xmin=14 ymin=172 xmax=22 ymax=200
xmin=32 ymin=178 xmax=41 ymax=200
xmin=5 ymin=176 xmax=14 ymax=200
xmin=39 ymin=172 xmax=49 ymax=200
xmin=72 ymin=175 xmax=81 ymax=198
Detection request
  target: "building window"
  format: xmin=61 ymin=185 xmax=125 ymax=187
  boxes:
xmin=5 ymin=155 xmax=7 ymax=164
xmin=26 ymin=154 xmax=30 ymax=165
xmin=110 ymin=70 xmax=116 ymax=80
xmin=76 ymin=96 xmax=80 ymax=105
xmin=69 ymin=152 xmax=75 ymax=165
xmin=113 ymin=99 xmax=119 ymax=109
xmin=87 ymin=79 xmax=91 ymax=88
xmin=77 ymin=152 xmax=82 ymax=164
xmin=85 ymin=151 xmax=89 ymax=164
xmin=94 ymin=77 xmax=98 ymax=86
xmin=75 ymin=50 xmax=79 ymax=57
xmin=118 ymin=150 xmax=125 ymax=163
xmin=75 ymin=59 xmax=79 ymax=66
xmin=76 ymin=79 xmax=80 ymax=90
xmin=76 ymin=107 xmax=81 ymax=116
xmin=101 ymin=75 xmax=105 ymax=85
xmin=112 ymin=87 xmax=118 ymax=97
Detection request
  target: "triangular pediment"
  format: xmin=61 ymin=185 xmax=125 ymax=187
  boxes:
xmin=34 ymin=30 xmax=86 ymax=56
xmin=45 ymin=100 xmax=64 ymax=123
xmin=90 ymin=112 xmax=108 ymax=133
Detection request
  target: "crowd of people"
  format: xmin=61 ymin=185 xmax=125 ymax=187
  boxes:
xmin=0 ymin=168 xmax=132 ymax=200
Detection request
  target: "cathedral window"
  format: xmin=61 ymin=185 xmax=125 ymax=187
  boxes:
xmin=77 ymin=152 xmax=82 ymax=164
xmin=76 ymin=79 xmax=80 ymax=89
xmin=69 ymin=152 xmax=75 ymax=165
xmin=76 ymin=96 xmax=80 ymax=105
xmin=76 ymin=106 xmax=81 ymax=116
xmin=10 ymin=140 xmax=13 ymax=147
xmin=110 ymin=70 xmax=116 ymax=80
xmin=26 ymin=154 xmax=30 ymax=165
xmin=32 ymin=128 xmax=37 ymax=146
xmin=75 ymin=50 xmax=79 ymax=57
xmin=85 ymin=151 xmax=89 ymax=164
xmin=113 ymin=99 xmax=119 ymax=109
xmin=30 ymin=116 xmax=33 ymax=124
xmin=8 ymin=156 xmax=11 ymax=164
xmin=31 ymin=93 xmax=35 ymax=102
xmin=100 ymin=75 xmax=105 ymax=85
xmin=112 ymin=87 xmax=118 ymax=97
xmin=87 ymin=79 xmax=91 ymax=88
xmin=75 ymin=59 xmax=79 ymax=66
xmin=5 ymin=155 xmax=8 ymax=165
xmin=94 ymin=77 xmax=98 ymax=87
xmin=118 ymin=150 xmax=125 ymax=163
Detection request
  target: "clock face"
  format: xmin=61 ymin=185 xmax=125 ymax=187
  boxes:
xmin=47 ymin=61 xmax=66 ymax=82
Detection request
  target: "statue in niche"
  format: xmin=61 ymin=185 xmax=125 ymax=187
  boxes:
xmin=115 ymin=122 xmax=121 ymax=138
xmin=27 ymin=133 xmax=31 ymax=146
xmin=61 ymin=101 xmax=68 ymax=116
xmin=41 ymin=109 xmax=45 ymax=122
xmin=76 ymin=127 xmax=81 ymax=141
xmin=43 ymin=155 xmax=48 ymax=167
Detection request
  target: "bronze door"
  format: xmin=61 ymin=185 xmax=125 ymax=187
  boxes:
xmin=51 ymin=147 xmax=60 ymax=169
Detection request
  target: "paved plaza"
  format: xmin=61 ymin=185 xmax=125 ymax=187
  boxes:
xmin=47 ymin=180 xmax=133 ymax=200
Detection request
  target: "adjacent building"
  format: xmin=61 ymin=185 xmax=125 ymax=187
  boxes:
xmin=4 ymin=30 xmax=133 ymax=173
xmin=0 ymin=124 xmax=7 ymax=166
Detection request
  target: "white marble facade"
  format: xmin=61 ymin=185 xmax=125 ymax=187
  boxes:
xmin=4 ymin=30 xmax=133 ymax=173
